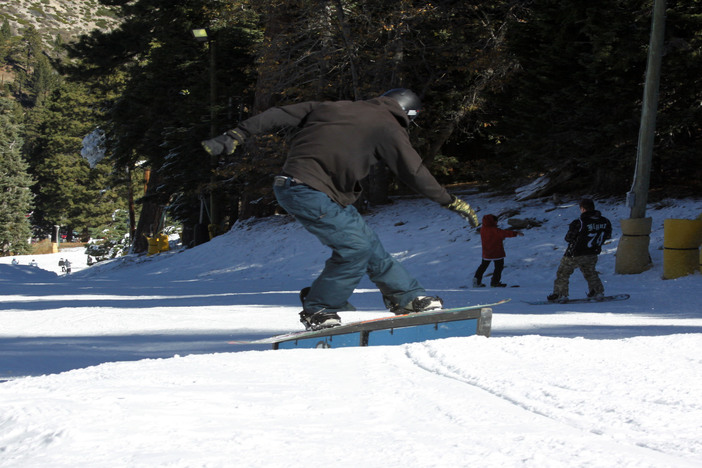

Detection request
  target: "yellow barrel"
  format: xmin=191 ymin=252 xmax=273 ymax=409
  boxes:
xmin=663 ymin=219 xmax=702 ymax=279
xmin=157 ymin=233 xmax=169 ymax=252
xmin=146 ymin=235 xmax=160 ymax=255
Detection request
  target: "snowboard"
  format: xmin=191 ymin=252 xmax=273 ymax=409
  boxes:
xmin=522 ymin=294 xmax=630 ymax=305
xmin=468 ymin=284 xmax=520 ymax=289
xmin=228 ymin=299 xmax=510 ymax=347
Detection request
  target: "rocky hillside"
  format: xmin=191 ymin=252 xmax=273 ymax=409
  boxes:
xmin=0 ymin=0 xmax=120 ymax=45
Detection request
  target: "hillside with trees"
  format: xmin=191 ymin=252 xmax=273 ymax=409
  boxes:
xmin=0 ymin=97 xmax=33 ymax=255
xmin=1 ymin=0 xmax=700 ymax=255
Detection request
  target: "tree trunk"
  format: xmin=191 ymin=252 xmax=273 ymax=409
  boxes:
xmin=127 ymin=165 xmax=136 ymax=242
xmin=131 ymin=170 xmax=164 ymax=254
xmin=332 ymin=0 xmax=361 ymax=100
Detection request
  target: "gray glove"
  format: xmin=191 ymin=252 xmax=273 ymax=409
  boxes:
xmin=201 ymin=129 xmax=244 ymax=156
xmin=444 ymin=195 xmax=479 ymax=227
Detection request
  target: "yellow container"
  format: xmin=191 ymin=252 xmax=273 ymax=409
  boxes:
xmin=663 ymin=219 xmax=702 ymax=279
xmin=146 ymin=235 xmax=160 ymax=256
xmin=157 ymin=233 xmax=169 ymax=252
xmin=146 ymin=233 xmax=169 ymax=255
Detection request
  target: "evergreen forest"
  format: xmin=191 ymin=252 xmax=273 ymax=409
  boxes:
xmin=1 ymin=0 xmax=700 ymax=255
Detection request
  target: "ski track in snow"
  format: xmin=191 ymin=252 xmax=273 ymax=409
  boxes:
xmin=403 ymin=335 xmax=702 ymax=466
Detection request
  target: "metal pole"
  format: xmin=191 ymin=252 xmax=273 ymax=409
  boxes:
xmin=52 ymin=225 xmax=60 ymax=253
xmin=615 ymin=0 xmax=666 ymax=274
xmin=209 ymin=38 xmax=216 ymax=139
xmin=628 ymin=0 xmax=666 ymax=219
xmin=208 ymin=38 xmax=220 ymax=234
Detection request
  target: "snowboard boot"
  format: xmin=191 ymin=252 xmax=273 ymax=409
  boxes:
xmin=491 ymin=282 xmax=507 ymax=288
xmin=547 ymin=293 xmax=568 ymax=303
xmin=299 ymin=287 xmax=342 ymax=330
xmin=299 ymin=286 xmax=311 ymax=305
xmin=299 ymin=309 xmax=341 ymax=331
xmin=472 ymin=278 xmax=486 ymax=288
xmin=587 ymin=290 xmax=605 ymax=300
xmin=390 ymin=295 xmax=444 ymax=315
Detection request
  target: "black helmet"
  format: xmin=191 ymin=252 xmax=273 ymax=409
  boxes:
xmin=382 ymin=88 xmax=421 ymax=120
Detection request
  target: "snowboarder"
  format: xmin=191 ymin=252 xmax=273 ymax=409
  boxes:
xmin=473 ymin=214 xmax=523 ymax=288
xmin=29 ymin=259 xmax=38 ymax=267
xmin=547 ymin=199 xmax=612 ymax=302
xmin=11 ymin=258 xmax=19 ymax=265
xmin=201 ymin=88 xmax=480 ymax=330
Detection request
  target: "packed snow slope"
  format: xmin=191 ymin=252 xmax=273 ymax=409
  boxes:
xmin=1 ymin=191 xmax=701 ymax=468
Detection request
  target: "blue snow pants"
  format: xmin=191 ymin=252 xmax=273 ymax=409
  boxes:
xmin=273 ymin=177 xmax=425 ymax=313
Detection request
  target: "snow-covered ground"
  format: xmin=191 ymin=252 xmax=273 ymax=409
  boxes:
xmin=1 ymin=191 xmax=701 ymax=467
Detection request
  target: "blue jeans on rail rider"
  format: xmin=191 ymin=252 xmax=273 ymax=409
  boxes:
xmin=273 ymin=177 xmax=425 ymax=313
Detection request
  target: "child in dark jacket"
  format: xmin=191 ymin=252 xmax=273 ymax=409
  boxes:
xmin=473 ymin=214 xmax=523 ymax=287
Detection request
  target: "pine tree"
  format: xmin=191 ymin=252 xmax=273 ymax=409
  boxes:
xmin=31 ymin=54 xmax=60 ymax=106
xmin=0 ymin=19 xmax=12 ymax=63
xmin=653 ymin=0 xmax=702 ymax=192
xmin=24 ymin=81 xmax=123 ymax=241
xmin=0 ymin=98 xmax=34 ymax=255
xmin=484 ymin=0 xmax=702 ymax=194
xmin=0 ymin=20 xmax=10 ymax=41
xmin=67 ymin=0 xmax=260 ymax=249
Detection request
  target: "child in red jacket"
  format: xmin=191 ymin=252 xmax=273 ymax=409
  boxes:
xmin=473 ymin=214 xmax=523 ymax=287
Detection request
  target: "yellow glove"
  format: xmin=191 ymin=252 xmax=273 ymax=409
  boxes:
xmin=201 ymin=129 xmax=245 ymax=156
xmin=445 ymin=195 xmax=479 ymax=227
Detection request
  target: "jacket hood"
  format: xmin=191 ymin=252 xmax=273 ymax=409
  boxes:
xmin=367 ymin=96 xmax=410 ymax=127
xmin=482 ymin=214 xmax=498 ymax=227
xmin=581 ymin=209 xmax=603 ymax=220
